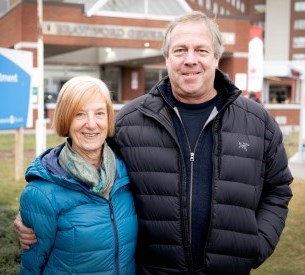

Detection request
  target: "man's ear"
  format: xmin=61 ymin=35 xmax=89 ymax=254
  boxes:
xmin=165 ymin=56 xmax=169 ymax=67
xmin=215 ymin=57 xmax=220 ymax=68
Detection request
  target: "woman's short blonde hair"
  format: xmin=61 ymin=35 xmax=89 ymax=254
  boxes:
xmin=53 ymin=76 xmax=115 ymax=137
xmin=162 ymin=11 xmax=224 ymax=60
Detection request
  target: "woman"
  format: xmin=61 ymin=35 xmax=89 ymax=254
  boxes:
xmin=18 ymin=76 xmax=137 ymax=274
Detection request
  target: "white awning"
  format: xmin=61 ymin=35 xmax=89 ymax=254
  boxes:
xmin=83 ymin=0 xmax=192 ymax=19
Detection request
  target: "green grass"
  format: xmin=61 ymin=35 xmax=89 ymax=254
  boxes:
xmin=0 ymin=130 xmax=304 ymax=274
xmin=0 ymin=133 xmax=64 ymax=209
xmin=252 ymin=180 xmax=305 ymax=275
xmin=0 ymin=132 xmax=64 ymax=274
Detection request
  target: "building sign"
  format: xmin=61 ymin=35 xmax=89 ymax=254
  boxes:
xmin=43 ymin=21 xmax=236 ymax=45
xmin=43 ymin=21 xmax=165 ymax=41
xmin=221 ymin=32 xmax=235 ymax=45
xmin=0 ymin=48 xmax=32 ymax=129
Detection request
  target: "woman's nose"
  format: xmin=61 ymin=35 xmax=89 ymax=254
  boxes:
xmin=86 ymin=114 xmax=97 ymax=128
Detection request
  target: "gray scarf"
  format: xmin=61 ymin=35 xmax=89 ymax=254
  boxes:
xmin=58 ymin=139 xmax=116 ymax=199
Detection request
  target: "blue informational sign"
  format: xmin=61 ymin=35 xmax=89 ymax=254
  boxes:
xmin=0 ymin=48 xmax=32 ymax=129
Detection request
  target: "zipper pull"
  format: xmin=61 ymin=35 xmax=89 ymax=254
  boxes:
xmin=109 ymin=201 xmax=114 ymax=221
xmin=190 ymin=152 xmax=195 ymax=162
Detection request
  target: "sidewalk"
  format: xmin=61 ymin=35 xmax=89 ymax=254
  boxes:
xmin=289 ymin=162 xmax=305 ymax=180
xmin=2 ymin=129 xmax=304 ymax=181
xmin=0 ymin=129 xmax=55 ymax=135
xmin=289 ymin=151 xmax=305 ymax=181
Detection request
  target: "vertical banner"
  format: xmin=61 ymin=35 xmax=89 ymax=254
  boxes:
xmin=301 ymin=81 xmax=305 ymax=151
xmin=0 ymin=47 xmax=33 ymax=129
xmin=289 ymin=77 xmax=305 ymax=174
xmin=248 ymin=26 xmax=264 ymax=101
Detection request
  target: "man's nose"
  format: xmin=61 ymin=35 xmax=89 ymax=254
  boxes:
xmin=184 ymin=50 xmax=198 ymax=64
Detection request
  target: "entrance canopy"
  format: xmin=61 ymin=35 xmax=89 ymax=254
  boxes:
xmin=41 ymin=0 xmax=192 ymax=65
xmin=42 ymin=0 xmax=192 ymax=66
xmin=63 ymin=0 xmax=192 ymax=19
xmin=0 ymin=0 xmax=191 ymax=20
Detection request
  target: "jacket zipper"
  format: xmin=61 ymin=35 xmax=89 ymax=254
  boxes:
xmin=189 ymin=151 xmax=194 ymax=245
xmin=174 ymin=109 xmax=193 ymax=244
xmin=136 ymin=101 xmax=217 ymax=273
xmin=136 ymin=81 xmax=241 ymax=272
xmin=136 ymin=103 xmax=213 ymax=273
xmin=136 ymin=106 xmax=193 ymax=271
xmin=175 ymin=107 xmax=218 ymax=246
xmin=175 ymin=106 xmax=219 ymax=274
xmin=189 ymin=126 xmax=207 ymax=244
xmin=109 ymin=200 xmax=120 ymax=275
xmin=201 ymin=107 xmax=231 ymax=266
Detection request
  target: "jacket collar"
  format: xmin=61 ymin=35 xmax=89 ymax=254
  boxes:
xmin=136 ymin=69 xmax=241 ymax=126
xmin=151 ymin=68 xmax=241 ymax=107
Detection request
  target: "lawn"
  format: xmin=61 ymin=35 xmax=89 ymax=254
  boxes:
xmin=0 ymin=130 xmax=304 ymax=274
xmin=0 ymin=132 xmax=63 ymax=274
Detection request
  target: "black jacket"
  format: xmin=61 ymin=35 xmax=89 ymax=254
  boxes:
xmin=114 ymin=70 xmax=293 ymax=275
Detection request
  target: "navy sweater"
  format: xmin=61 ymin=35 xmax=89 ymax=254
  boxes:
xmin=167 ymin=90 xmax=224 ymax=269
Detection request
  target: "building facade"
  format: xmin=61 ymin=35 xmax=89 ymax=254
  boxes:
xmin=0 ymin=0 xmax=303 ymax=128
xmin=187 ymin=0 xmax=305 ymax=128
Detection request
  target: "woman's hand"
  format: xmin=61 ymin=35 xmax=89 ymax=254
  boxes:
xmin=13 ymin=212 xmax=37 ymax=249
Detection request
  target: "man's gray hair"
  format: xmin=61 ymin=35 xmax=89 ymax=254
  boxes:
xmin=162 ymin=11 xmax=224 ymax=59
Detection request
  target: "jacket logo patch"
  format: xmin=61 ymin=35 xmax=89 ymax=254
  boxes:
xmin=238 ymin=141 xmax=250 ymax=151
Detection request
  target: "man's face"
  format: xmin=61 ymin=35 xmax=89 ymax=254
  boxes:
xmin=165 ymin=21 xmax=219 ymax=103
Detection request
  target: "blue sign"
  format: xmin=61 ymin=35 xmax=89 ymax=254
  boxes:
xmin=0 ymin=51 xmax=32 ymax=129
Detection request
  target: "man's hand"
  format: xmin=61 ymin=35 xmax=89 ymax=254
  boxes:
xmin=13 ymin=212 xmax=37 ymax=249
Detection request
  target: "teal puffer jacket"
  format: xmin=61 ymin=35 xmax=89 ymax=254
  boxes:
xmin=19 ymin=144 xmax=137 ymax=275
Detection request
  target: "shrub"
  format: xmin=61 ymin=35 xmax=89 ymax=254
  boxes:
xmin=0 ymin=208 xmax=20 ymax=274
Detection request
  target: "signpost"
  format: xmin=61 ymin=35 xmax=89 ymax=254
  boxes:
xmin=0 ymin=48 xmax=32 ymax=130
xmin=0 ymin=47 xmax=33 ymax=180
xmin=36 ymin=0 xmax=47 ymax=157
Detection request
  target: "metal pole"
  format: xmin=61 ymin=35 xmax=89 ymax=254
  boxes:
xmin=36 ymin=0 xmax=46 ymax=156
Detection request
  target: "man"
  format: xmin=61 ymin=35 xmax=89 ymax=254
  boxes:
xmin=15 ymin=11 xmax=293 ymax=274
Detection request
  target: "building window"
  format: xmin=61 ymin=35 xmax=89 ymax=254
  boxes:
xmin=101 ymin=66 xmax=121 ymax=102
xmin=220 ymin=6 xmax=225 ymax=15
xmin=0 ymin=0 xmax=21 ymax=18
xmin=293 ymin=37 xmax=305 ymax=48
xmin=294 ymin=19 xmax=305 ymax=29
xmin=206 ymin=0 xmax=211 ymax=10
xmin=213 ymin=2 xmax=218 ymax=14
xmin=292 ymin=53 xmax=305 ymax=60
xmin=254 ymin=4 xmax=266 ymax=13
xmin=145 ymin=68 xmax=167 ymax=93
xmin=295 ymin=1 xmax=305 ymax=11
xmin=236 ymin=0 xmax=240 ymax=10
xmin=240 ymin=2 xmax=245 ymax=12
xmin=197 ymin=0 xmax=204 ymax=6
xmin=269 ymin=85 xmax=291 ymax=104
xmin=44 ymin=78 xmax=60 ymax=105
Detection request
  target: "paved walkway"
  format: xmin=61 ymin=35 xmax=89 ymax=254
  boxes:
xmin=289 ymin=151 xmax=305 ymax=181
xmin=2 ymin=129 xmax=304 ymax=180
xmin=289 ymin=162 xmax=305 ymax=180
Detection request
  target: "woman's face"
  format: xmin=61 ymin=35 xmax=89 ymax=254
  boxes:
xmin=69 ymin=92 xmax=108 ymax=162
